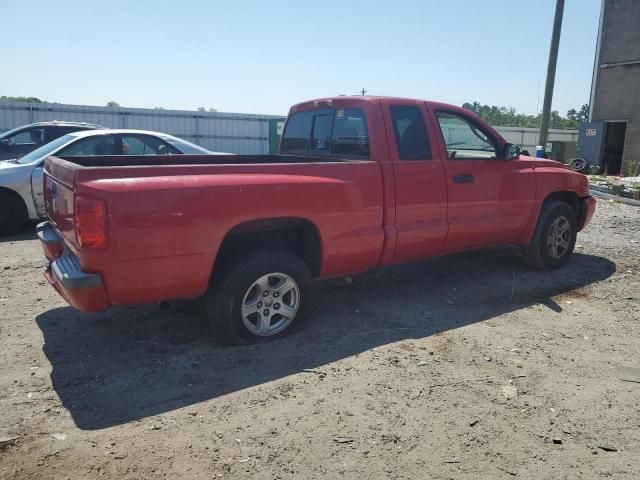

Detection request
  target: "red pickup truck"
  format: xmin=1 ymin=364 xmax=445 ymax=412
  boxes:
xmin=38 ymin=96 xmax=595 ymax=344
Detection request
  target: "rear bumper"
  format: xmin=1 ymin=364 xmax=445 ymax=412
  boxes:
xmin=38 ymin=221 xmax=109 ymax=312
xmin=579 ymin=196 xmax=596 ymax=231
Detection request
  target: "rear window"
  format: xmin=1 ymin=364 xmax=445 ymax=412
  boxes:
xmin=281 ymin=108 xmax=369 ymax=157
xmin=311 ymin=114 xmax=333 ymax=153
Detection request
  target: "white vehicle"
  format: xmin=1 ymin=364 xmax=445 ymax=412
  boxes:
xmin=0 ymin=129 xmax=213 ymax=236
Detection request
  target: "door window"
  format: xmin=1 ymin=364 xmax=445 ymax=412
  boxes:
xmin=6 ymin=128 xmax=46 ymax=147
xmin=58 ymin=135 xmax=117 ymax=156
xmin=389 ymin=105 xmax=431 ymax=160
xmin=119 ymin=134 xmax=174 ymax=155
xmin=45 ymin=126 xmax=84 ymax=143
xmin=436 ymin=112 xmax=497 ymax=159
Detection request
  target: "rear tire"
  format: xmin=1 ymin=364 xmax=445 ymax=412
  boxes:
xmin=206 ymin=251 xmax=314 ymax=345
xmin=524 ymin=201 xmax=577 ymax=270
xmin=0 ymin=190 xmax=28 ymax=237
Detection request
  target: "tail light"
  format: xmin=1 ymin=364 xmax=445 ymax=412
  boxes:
xmin=74 ymin=195 xmax=107 ymax=248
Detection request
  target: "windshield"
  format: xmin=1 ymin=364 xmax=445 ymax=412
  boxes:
xmin=0 ymin=126 xmax=26 ymax=139
xmin=15 ymin=134 xmax=76 ymax=165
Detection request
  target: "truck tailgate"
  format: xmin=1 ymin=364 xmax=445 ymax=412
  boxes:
xmin=44 ymin=156 xmax=79 ymax=249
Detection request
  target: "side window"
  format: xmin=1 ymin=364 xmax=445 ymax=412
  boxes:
xmin=120 ymin=135 xmax=171 ymax=155
xmin=281 ymin=111 xmax=313 ymax=154
xmin=45 ymin=126 xmax=77 ymax=143
xmin=59 ymin=136 xmax=117 ymax=156
xmin=331 ymin=108 xmax=369 ymax=156
xmin=7 ymin=128 xmax=46 ymax=147
xmin=436 ymin=112 xmax=497 ymax=159
xmin=389 ymin=105 xmax=431 ymax=160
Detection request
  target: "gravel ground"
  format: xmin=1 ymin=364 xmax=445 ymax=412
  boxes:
xmin=1 ymin=200 xmax=639 ymax=479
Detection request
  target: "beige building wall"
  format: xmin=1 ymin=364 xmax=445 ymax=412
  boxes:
xmin=590 ymin=0 xmax=640 ymax=173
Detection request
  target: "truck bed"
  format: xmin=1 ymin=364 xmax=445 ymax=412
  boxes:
xmin=42 ymin=153 xmax=386 ymax=307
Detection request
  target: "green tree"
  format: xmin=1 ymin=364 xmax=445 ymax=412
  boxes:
xmin=462 ymin=101 xmax=482 ymax=115
xmin=462 ymin=101 xmax=581 ymax=129
xmin=578 ymin=104 xmax=589 ymax=122
xmin=106 ymin=100 xmax=121 ymax=107
xmin=0 ymin=96 xmax=44 ymax=103
xmin=567 ymin=104 xmax=589 ymax=123
xmin=566 ymin=104 xmax=589 ymax=124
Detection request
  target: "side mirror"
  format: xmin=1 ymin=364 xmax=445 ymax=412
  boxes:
xmin=0 ymin=138 xmax=10 ymax=147
xmin=504 ymin=143 xmax=519 ymax=160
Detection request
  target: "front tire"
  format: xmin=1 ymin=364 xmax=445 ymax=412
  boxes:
xmin=206 ymin=251 xmax=314 ymax=345
xmin=0 ymin=190 xmax=28 ymax=237
xmin=524 ymin=201 xmax=577 ymax=270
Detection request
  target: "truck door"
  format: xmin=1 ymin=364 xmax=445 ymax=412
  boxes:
xmin=383 ymin=100 xmax=448 ymax=259
xmin=432 ymin=109 xmax=536 ymax=251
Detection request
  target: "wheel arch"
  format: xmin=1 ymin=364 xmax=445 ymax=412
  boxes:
xmin=0 ymin=185 xmax=22 ymax=197
xmin=0 ymin=186 xmax=30 ymax=235
xmin=541 ymin=191 xmax=582 ymax=226
xmin=521 ymin=190 xmax=584 ymax=246
xmin=0 ymin=185 xmax=29 ymax=211
xmin=0 ymin=184 xmax=36 ymax=219
xmin=212 ymin=217 xmax=323 ymax=279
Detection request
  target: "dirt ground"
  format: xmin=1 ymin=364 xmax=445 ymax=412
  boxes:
xmin=1 ymin=199 xmax=639 ymax=479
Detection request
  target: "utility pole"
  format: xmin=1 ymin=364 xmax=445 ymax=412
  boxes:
xmin=538 ymin=0 xmax=565 ymax=154
xmin=361 ymin=88 xmax=367 ymax=96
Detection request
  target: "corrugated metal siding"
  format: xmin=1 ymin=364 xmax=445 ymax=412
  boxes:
xmin=0 ymin=101 xmax=281 ymax=154
xmin=495 ymin=126 xmax=579 ymax=155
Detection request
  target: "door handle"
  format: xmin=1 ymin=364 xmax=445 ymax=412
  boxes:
xmin=453 ymin=174 xmax=474 ymax=184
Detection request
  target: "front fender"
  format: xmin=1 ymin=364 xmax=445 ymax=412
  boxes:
xmin=0 ymin=163 xmax=38 ymax=219
xmin=518 ymin=168 xmax=591 ymax=245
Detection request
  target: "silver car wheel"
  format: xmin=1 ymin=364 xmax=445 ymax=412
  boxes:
xmin=241 ymin=272 xmax=300 ymax=337
xmin=546 ymin=216 xmax=571 ymax=259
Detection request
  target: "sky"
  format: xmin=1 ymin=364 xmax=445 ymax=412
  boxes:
xmin=0 ymin=0 xmax=602 ymax=116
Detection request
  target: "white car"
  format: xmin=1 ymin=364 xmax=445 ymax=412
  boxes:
xmin=0 ymin=129 xmax=213 ymax=236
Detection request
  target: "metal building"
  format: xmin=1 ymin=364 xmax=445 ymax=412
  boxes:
xmin=583 ymin=0 xmax=640 ymax=174
xmin=0 ymin=101 xmax=285 ymax=154
xmin=494 ymin=126 xmax=578 ymax=162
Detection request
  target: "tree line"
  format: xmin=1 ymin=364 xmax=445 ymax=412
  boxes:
xmin=1 ymin=96 xmax=216 ymax=112
xmin=462 ymin=101 xmax=589 ymax=129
